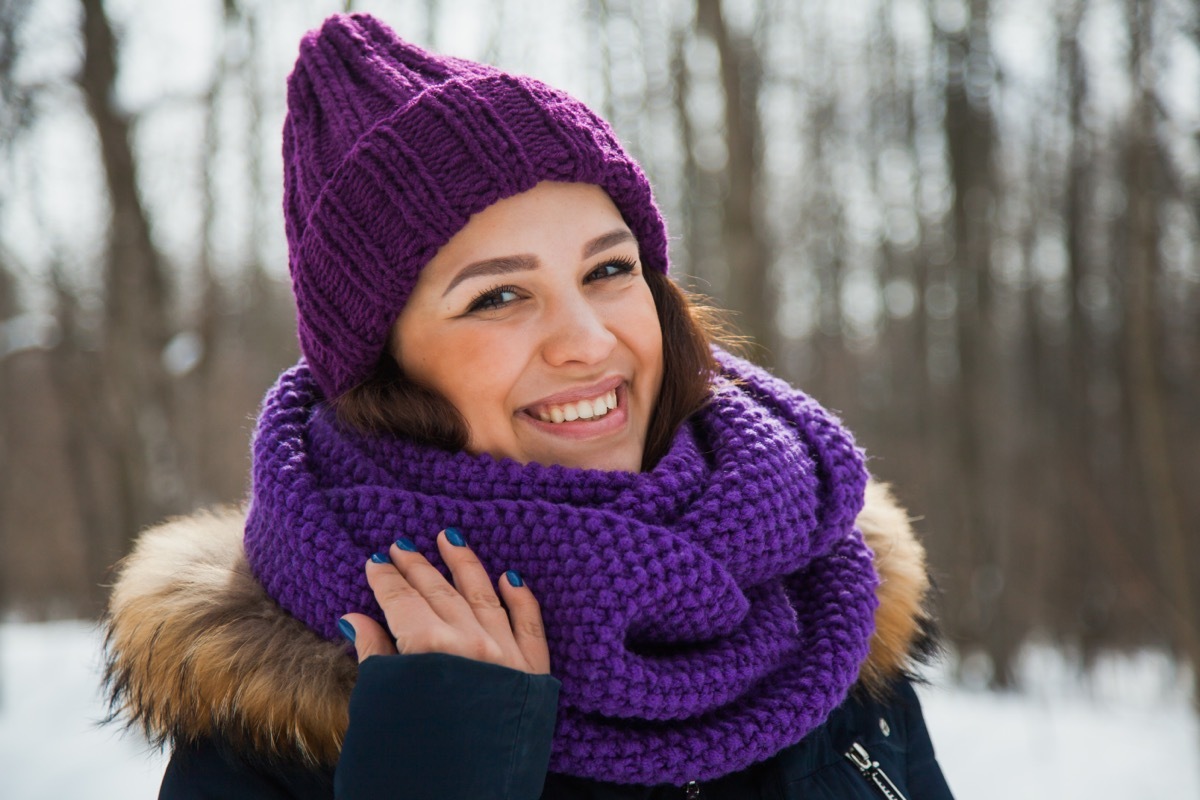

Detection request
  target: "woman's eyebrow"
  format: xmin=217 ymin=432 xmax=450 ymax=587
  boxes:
xmin=582 ymin=228 xmax=635 ymax=258
xmin=442 ymin=254 xmax=538 ymax=297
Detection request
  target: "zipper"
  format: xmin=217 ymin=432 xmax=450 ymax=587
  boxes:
xmin=844 ymin=742 xmax=909 ymax=800
xmin=683 ymin=780 xmax=701 ymax=798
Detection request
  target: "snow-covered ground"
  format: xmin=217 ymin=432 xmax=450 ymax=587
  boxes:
xmin=0 ymin=620 xmax=168 ymax=799
xmin=919 ymin=646 xmax=1199 ymax=798
xmin=1 ymin=620 xmax=1197 ymax=799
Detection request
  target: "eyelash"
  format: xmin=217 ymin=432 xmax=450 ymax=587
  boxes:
xmin=464 ymin=256 xmax=638 ymax=313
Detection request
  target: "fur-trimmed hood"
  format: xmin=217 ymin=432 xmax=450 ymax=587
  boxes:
xmin=104 ymin=480 xmax=935 ymax=767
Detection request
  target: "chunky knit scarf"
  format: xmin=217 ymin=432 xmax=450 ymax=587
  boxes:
xmin=244 ymin=350 xmax=878 ymax=785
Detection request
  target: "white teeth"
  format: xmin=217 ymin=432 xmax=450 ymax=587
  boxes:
xmin=534 ymin=388 xmax=621 ymax=424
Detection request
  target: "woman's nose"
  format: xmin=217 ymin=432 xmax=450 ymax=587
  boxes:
xmin=540 ymin=296 xmax=618 ymax=367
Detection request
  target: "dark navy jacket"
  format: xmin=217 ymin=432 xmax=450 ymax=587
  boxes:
xmin=159 ymin=652 xmax=953 ymax=800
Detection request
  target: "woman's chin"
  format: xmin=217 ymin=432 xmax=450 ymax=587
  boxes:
xmin=516 ymin=436 xmax=644 ymax=473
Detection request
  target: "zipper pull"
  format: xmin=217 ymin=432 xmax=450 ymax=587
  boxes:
xmin=844 ymin=742 xmax=910 ymax=800
xmin=684 ymin=780 xmax=701 ymax=798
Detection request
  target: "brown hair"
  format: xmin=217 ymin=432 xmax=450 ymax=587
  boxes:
xmin=333 ymin=270 xmax=737 ymax=471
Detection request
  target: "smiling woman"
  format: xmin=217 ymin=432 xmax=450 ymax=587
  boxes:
xmin=334 ymin=184 xmax=720 ymax=473
xmin=102 ymin=11 xmax=954 ymax=800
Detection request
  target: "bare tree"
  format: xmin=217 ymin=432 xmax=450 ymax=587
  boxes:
xmin=695 ymin=0 xmax=772 ymax=364
xmin=1121 ymin=0 xmax=1198 ymax=711
xmin=74 ymin=0 xmax=181 ymax=609
xmin=0 ymin=0 xmax=32 ymax=623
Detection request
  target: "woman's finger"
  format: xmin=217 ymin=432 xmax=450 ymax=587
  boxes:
xmin=338 ymin=612 xmax=397 ymax=664
xmin=434 ymin=529 xmax=519 ymax=649
xmin=365 ymin=551 xmax=450 ymax=647
xmin=497 ymin=570 xmax=552 ymax=674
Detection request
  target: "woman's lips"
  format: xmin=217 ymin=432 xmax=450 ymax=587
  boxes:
xmin=520 ymin=383 xmax=630 ymax=440
xmin=532 ymin=388 xmax=619 ymax=423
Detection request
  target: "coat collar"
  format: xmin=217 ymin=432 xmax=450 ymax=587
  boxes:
xmin=104 ymin=480 xmax=935 ymax=766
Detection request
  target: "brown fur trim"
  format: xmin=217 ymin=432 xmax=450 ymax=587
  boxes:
xmin=855 ymin=480 xmax=935 ymax=695
xmin=103 ymin=481 xmax=933 ymax=764
xmin=103 ymin=508 xmax=356 ymax=766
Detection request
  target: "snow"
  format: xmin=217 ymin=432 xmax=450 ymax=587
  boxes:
xmin=0 ymin=620 xmax=167 ymax=800
xmin=1 ymin=620 xmax=1197 ymax=799
xmin=918 ymin=667 xmax=1200 ymax=798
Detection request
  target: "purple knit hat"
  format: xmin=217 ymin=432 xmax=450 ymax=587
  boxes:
xmin=283 ymin=13 xmax=670 ymax=399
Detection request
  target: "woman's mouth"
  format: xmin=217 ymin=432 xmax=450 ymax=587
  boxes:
xmin=520 ymin=382 xmax=630 ymax=440
xmin=531 ymin=389 xmax=619 ymax=424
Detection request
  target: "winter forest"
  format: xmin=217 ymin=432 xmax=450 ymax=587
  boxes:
xmin=0 ymin=0 xmax=1197 ymax=738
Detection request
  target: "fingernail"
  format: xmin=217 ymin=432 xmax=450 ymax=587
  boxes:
xmin=338 ymin=617 xmax=356 ymax=643
xmin=445 ymin=527 xmax=466 ymax=547
xmin=370 ymin=552 xmax=391 ymax=564
xmin=505 ymin=569 xmax=524 ymax=588
xmin=394 ymin=537 xmax=417 ymax=552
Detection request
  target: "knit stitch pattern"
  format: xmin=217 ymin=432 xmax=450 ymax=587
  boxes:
xmin=244 ymin=349 xmax=878 ymax=785
xmin=283 ymin=13 xmax=670 ymax=399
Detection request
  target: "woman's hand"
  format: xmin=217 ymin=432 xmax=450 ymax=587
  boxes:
xmin=339 ymin=529 xmax=551 ymax=675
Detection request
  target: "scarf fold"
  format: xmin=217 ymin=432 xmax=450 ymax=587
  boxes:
xmin=244 ymin=349 xmax=877 ymax=785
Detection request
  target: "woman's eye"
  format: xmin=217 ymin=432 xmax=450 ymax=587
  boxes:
xmin=467 ymin=286 xmax=520 ymax=313
xmin=587 ymin=257 xmax=637 ymax=282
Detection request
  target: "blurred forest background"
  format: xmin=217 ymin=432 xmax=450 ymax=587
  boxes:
xmin=0 ymin=0 xmax=1196 ymax=701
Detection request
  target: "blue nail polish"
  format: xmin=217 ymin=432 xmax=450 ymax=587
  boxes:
xmin=505 ymin=569 xmax=524 ymax=588
xmin=445 ymin=527 xmax=466 ymax=547
xmin=395 ymin=537 xmax=417 ymax=552
xmin=370 ymin=552 xmax=391 ymax=564
xmin=338 ymin=618 xmax=356 ymax=642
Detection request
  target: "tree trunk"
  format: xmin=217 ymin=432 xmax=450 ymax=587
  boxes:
xmin=1122 ymin=0 xmax=1198 ymax=713
xmin=77 ymin=0 xmax=180 ymax=600
xmin=941 ymin=0 xmax=1009 ymax=681
xmin=696 ymin=0 xmax=773 ymax=365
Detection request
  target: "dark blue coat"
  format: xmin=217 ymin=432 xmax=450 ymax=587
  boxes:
xmin=160 ymin=652 xmax=953 ymax=800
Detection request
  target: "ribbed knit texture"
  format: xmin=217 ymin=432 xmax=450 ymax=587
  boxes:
xmin=244 ymin=349 xmax=878 ymax=785
xmin=283 ymin=13 xmax=670 ymax=399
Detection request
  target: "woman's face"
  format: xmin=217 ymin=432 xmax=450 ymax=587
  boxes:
xmin=392 ymin=181 xmax=664 ymax=472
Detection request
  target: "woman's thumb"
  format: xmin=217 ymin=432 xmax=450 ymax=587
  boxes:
xmin=338 ymin=613 xmax=398 ymax=663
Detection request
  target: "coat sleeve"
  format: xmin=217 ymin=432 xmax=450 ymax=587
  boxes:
xmin=157 ymin=652 xmax=560 ymax=800
xmin=335 ymin=652 xmax=561 ymax=800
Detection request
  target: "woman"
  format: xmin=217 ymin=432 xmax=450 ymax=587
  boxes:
xmin=104 ymin=13 xmax=953 ymax=800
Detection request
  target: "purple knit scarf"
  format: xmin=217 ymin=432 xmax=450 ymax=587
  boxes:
xmin=244 ymin=350 xmax=878 ymax=785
